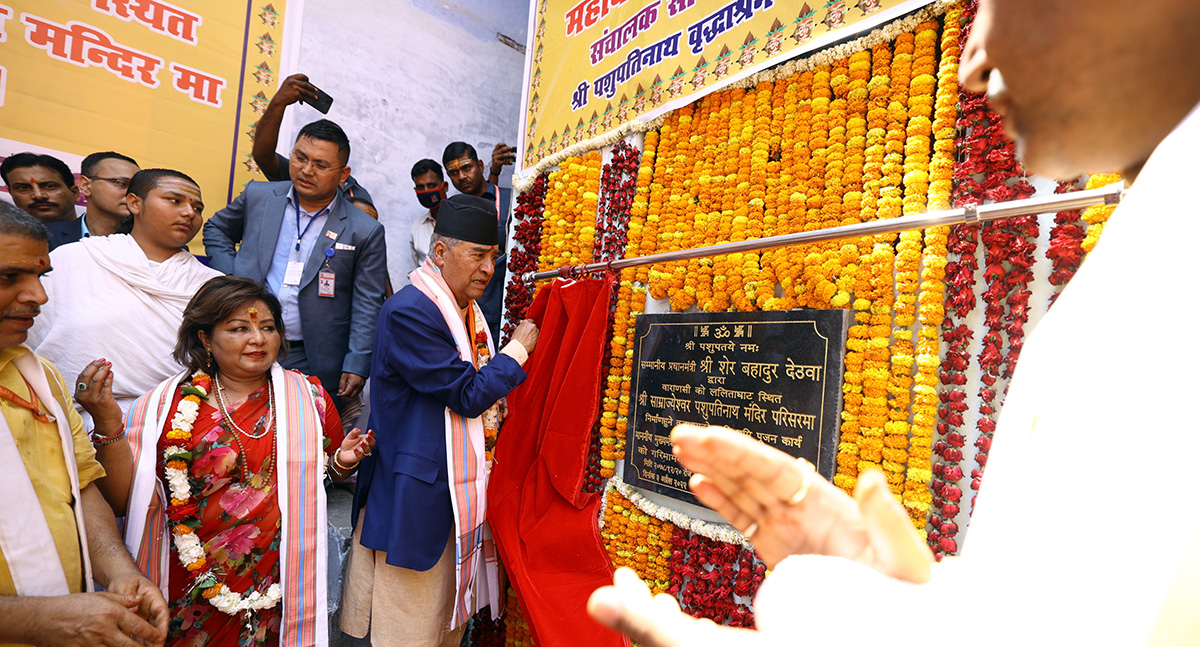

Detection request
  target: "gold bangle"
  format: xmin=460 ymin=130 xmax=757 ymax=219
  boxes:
xmin=332 ymin=453 xmax=357 ymax=473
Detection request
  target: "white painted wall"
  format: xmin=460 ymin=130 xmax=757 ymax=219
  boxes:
xmin=278 ymin=0 xmax=530 ymax=287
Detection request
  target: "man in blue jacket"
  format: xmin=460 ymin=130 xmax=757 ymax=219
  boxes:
xmin=342 ymin=194 xmax=539 ymax=647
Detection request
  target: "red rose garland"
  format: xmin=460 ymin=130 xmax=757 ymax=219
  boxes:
xmin=583 ymin=140 xmax=641 ymax=493
xmin=930 ymin=0 xmax=1036 ymax=550
xmin=502 ymin=172 xmax=550 ymax=345
xmin=669 ymin=533 xmax=764 ymax=629
xmin=593 ymin=140 xmax=640 ymax=264
xmin=929 ymin=224 xmax=977 ymax=557
xmin=1045 ymin=179 xmax=1086 ymax=307
xmin=998 ymin=214 xmax=1038 ymax=378
xmin=969 ymin=114 xmax=1034 ymax=509
xmin=929 ymin=0 xmax=982 ymax=557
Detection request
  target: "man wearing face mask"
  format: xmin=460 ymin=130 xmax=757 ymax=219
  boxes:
xmin=409 ymin=158 xmax=447 ymax=271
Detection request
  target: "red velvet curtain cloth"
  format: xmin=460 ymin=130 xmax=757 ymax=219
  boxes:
xmin=487 ymin=276 xmax=628 ymax=647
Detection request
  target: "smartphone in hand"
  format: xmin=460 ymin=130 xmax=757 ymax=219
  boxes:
xmin=304 ymin=85 xmax=334 ymax=114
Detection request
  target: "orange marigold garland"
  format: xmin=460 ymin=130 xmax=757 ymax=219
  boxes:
xmin=649 ymin=105 xmax=695 ymax=305
xmin=501 ymin=587 xmax=531 ymax=647
xmin=601 ymin=487 xmax=676 ymax=595
xmin=538 ymin=152 xmax=602 ymax=272
xmin=769 ymin=69 xmax=814 ymax=312
xmin=756 ymin=75 xmax=789 ymax=310
xmin=790 ymin=63 xmax=832 ymax=308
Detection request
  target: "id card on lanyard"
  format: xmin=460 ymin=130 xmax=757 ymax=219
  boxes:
xmin=283 ymin=199 xmax=322 ymax=287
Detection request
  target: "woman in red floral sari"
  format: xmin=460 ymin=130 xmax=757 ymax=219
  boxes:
xmin=121 ymin=276 xmax=374 ymax=646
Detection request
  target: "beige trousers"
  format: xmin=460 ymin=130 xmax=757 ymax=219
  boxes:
xmin=341 ymin=510 xmax=466 ymax=647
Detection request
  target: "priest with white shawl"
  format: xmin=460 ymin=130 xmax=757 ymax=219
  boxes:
xmin=27 ymin=169 xmax=220 ymax=510
xmin=29 ymin=168 xmax=221 ymax=417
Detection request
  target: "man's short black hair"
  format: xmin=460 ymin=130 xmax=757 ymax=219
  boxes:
xmin=296 ymin=119 xmax=351 ymax=165
xmin=116 ymin=169 xmax=200 ymax=235
xmin=0 ymin=200 xmax=50 ymax=242
xmin=411 ymin=158 xmax=444 ymax=181
xmin=1 ymin=152 xmax=75 ymax=188
xmin=127 ymin=168 xmax=199 ymax=200
xmin=81 ymin=151 xmax=139 ymax=178
xmin=442 ymin=142 xmax=479 ymax=167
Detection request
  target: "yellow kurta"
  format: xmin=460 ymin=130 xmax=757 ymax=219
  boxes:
xmin=0 ymin=346 xmax=104 ymax=597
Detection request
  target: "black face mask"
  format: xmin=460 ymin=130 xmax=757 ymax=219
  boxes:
xmin=416 ymin=183 xmax=446 ymax=210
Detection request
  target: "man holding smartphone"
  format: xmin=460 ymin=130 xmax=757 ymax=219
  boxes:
xmin=251 ymin=73 xmax=375 ymax=205
xmin=206 ymin=119 xmax=388 ymax=429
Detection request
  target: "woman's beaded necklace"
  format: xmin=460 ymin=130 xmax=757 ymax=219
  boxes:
xmin=213 ymin=373 xmax=276 ymax=483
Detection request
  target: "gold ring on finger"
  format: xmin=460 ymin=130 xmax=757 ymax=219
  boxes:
xmin=788 ymin=458 xmax=818 ymax=506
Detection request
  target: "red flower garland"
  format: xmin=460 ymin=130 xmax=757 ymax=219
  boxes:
xmin=1045 ymin=179 xmax=1086 ymax=306
xmin=929 ymin=225 xmax=976 ymax=557
xmin=970 ymin=172 xmax=1033 ymax=514
xmin=930 ymin=0 xmax=1036 ymax=551
xmin=998 ymin=214 xmax=1038 ymax=378
xmin=582 ymin=140 xmax=641 ymax=493
xmin=929 ymin=0 xmax=982 ymax=558
xmin=502 ymin=172 xmax=550 ymax=345
xmin=593 ymin=140 xmax=640 ymax=264
xmin=668 ymin=533 xmax=764 ymax=629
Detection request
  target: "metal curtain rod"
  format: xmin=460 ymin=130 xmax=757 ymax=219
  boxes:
xmin=521 ymin=184 xmax=1124 ymax=283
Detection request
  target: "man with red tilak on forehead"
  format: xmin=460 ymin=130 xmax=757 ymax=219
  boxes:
xmin=0 ymin=202 xmax=169 ymax=647
xmin=588 ymin=0 xmax=1200 ymax=645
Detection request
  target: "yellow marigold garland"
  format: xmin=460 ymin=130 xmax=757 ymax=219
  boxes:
xmin=538 ymin=152 xmax=602 ymax=271
xmin=790 ymin=64 xmax=832 ymax=308
xmin=647 ymin=107 xmax=686 ymax=301
xmin=1080 ymin=172 xmax=1122 ymax=252
xmin=502 ymin=587 xmax=531 ymax=647
xmin=756 ymin=77 xmax=789 ymax=310
xmin=769 ymin=69 xmax=813 ymax=312
xmin=902 ymin=5 xmax=963 ymax=527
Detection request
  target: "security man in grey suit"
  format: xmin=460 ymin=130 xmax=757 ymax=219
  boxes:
xmin=203 ymin=119 xmax=387 ymax=414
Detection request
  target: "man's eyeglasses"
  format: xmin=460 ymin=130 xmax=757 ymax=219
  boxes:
xmin=289 ymin=152 xmax=343 ymax=174
xmin=87 ymin=176 xmax=131 ymax=189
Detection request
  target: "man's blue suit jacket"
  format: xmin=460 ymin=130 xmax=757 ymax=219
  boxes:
xmin=44 ymin=217 xmax=83 ymax=251
xmin=353 ymin=285 xmax=526 ymax=571
xmin=202 ymin=181 xmax=387 ymax=394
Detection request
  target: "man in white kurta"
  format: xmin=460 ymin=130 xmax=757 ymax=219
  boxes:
xmin=28 ymin=172 xmax=220 ymax=417
xmin=587 ymin=0 xmax=1200 ymax=644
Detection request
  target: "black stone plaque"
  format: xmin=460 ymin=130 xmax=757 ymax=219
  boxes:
xmin=623 ymin=309 xmax=849 ymax=507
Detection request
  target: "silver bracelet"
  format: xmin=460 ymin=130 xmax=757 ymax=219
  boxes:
xmin=92 ymin=428 xmax=127 ymax=447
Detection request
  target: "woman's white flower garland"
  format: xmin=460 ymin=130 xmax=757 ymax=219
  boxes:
xmin=162 ymin=372 xmax=282 ymax=615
